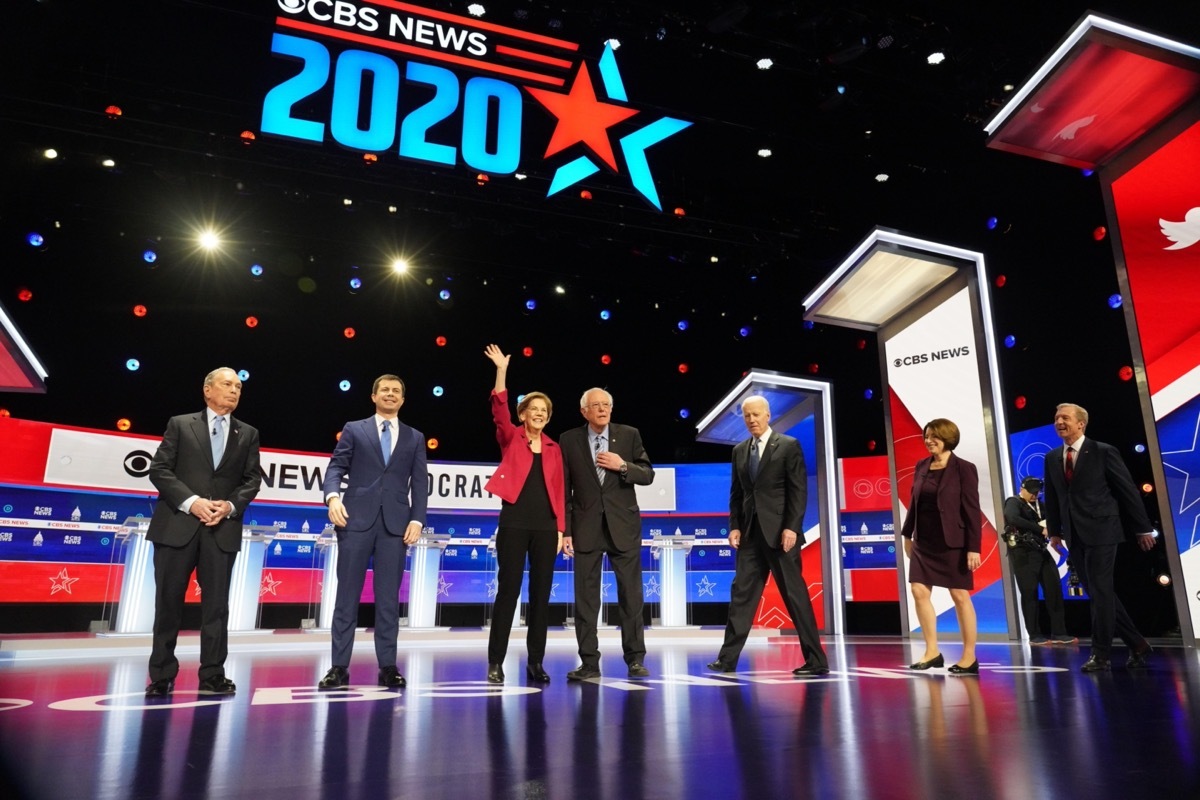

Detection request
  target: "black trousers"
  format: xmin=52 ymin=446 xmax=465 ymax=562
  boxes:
xmin=1008 ymin=546 xmax=1068 ymax=637
xmin=718 ymin=517 xmax=826 ymax=669
xmin=489 ymin=526 xmax=558 ymax=664
xmin=149 ymin=531 xmax=237 ymax=682
xmin=1070 ymin=537 xmax=1146 ymax=658
xmin=572 ymin=516 xmax=646 ymax=668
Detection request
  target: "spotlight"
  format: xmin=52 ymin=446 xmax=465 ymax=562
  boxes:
xmin=656 ymin=27 xmax=666 ymax=41
xmin=245 ymin=316 xmax=259 ymax=328
xmin=1156 ymin=572 xmax=1171 ymax=587
xmin=605 ymin=38 xmax=621 ymax=50
xmin=525 ymin=299 xmax=537 ymax=311
xmin=126 ymin=359 xmax=140 ymax=371
xmin=238 ymin=370 xmax=249 ymax=381
xmin=250 ymin=264 xmax=264 ymax=278
xmin=392 ymin=259 xmax=408 ymax=274
xmin=1004 ymin=335 xmax=1016 ymax=348
xmin=433 ymin=386 xmax=444 ymax=396
xmin=874 ymin=173 xmax=889 ymax=182
xmin=342 ymin=197 xmax=353 ymax=207
xmin=117 ymin=419 xmax=132 ymax=432
xmin=601 ymin=354 xmax=612 ymax=365
xmin=43 ymin=148 xmax=58 ymax=159
xmin=678 ymin=363 xmax=689 ymax=374
xmin=677 ymin=320 xmax=689 ymax=332
xmin=927 ymin=51 xmax=946 ymax=65
xmin=554 ymin=285 xmax=565 ymax=295
xmin=198 ymin=230 xmax=221 ymax=250
xmin=349 ymin=277 xmax=362 ymax=290
xmin=679 ymin=408 xmax=690 ymax=419
xmin=100 ymin=158 xmax=116 ymax=168
xmin=1134 ymin=444 xmax=1146 ymax=453
xmin=339 ymin=380 xmax=351 ymax=391
xmin=467 ymin=3 xmax=485 ymax=17
xmin=522 ymin=347 xmax=533 ymax=357
xmin=987 ymin=216 xmax=999 ymax=230
xmin=240 ymin=130 xmax=256 ymax=145
xmin=756 ymin=58 xmax=773 ymax=70
xmin=26 ymin=233 xmax=44 ymax=247
xmin=344 ymin=328 xmax=356 ymax=339
xmin=387 ymin=204 xmax=399 ymax=214
xmin=757 ymin=148 xmax=772 ymax=157
xmin=439 ymin=289 xmax=451 ymax=300
xmin=864 ymin=389 xmax=874 ymax=400
xmin=1119 ymin=366 xmax=1134 ymax=381
xmin=427 ymin=438 xmax=439 ymax=450
xmin=105 ymin=105 xmax=123 ymax=118
xmin=143 ymin=250 xmax=157 ymax=264
xmin=436 ymin=336 xmax=447 ymax=346
xmin=514 ymin=173 xmax=527 ymax=180
xmin=599 ymin=310 xmax=611 ymax=320
xmin=133 ymin=305 xmax=147 ymax=317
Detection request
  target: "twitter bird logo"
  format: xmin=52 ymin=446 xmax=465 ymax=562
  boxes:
xmin=1160 ymin=207 xmax=1200 ymax=250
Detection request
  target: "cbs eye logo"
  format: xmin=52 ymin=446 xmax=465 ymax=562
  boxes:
xmin=123 ymin=450 xmax=154 ymax=478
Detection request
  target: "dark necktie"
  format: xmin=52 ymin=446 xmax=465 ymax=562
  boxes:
xmin=749 ymin=438 xmax=760 ymax=480
xmin=594 ymin=436 xmax=606 ymax=483
xmin=381 ymin=420 xmax=392 ymax=466
xmin=1064 ymin=445 xmax=1074 ymax=483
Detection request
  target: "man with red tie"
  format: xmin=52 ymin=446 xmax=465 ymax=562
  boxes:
xmin=1043 ymin=403 xmax=1156 ymax=672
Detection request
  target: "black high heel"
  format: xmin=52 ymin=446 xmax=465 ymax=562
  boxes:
xmin=948 ymin=660 xmax=979 ymax=675
xmin=908 ymin=654 xmax=945 ymax=670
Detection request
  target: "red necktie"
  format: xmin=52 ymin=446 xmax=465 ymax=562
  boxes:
xmin=1064 ymin=446 xmax=1074 ymax=483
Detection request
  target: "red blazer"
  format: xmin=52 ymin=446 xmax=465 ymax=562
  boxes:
xmin=483 ymin=390 xmax=566 ymax=532
xmin=900 ymin=452 xmax=982 ymax=552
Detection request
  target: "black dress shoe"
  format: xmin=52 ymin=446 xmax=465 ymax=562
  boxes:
xmin=627 ymin=662 xmax=650 ymax=678
xmin=706 ymin=660 xmax=735 ymax=673
xmin=144 ymin=679 xmax=174 ymax=698
xmin=197 ymin=675 xmax=237 ymax=694
xmin=566 ymin=665 xmax=601 ymax=681
xmin=948 ymin=660 xmax=979 ymax=676
xmin=1081 ymin=655 xmax=1111 ymax=673
xmin=526 ymin=663 xmax=551 ymax=683
xmin=318 ymin=666 xmax=350 ymax=690
xmin=487 ymin=663 xmax=505 ymax=684
xmin=378 ymin=666 xmax=406 ymax=688
xmin=1126 ymin=644 xmax=1152 ymax=669
xmin=908 ymin=654 xmax=945 ymax=670
xmin=793 ymin=663 xmax=831 ymax=676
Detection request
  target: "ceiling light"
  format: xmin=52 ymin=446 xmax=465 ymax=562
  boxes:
xmin=927 ymin=51 xmax=946 ymax=65
xmin=875 ymin=173 xmax=889 ymax=182
xmin=467 ymin=4 xmax=485 ymax=17
xmin=756 ymin=58 xmax=773 ymax=70
xmin=757 ymin=148 xmax=772 ymax=158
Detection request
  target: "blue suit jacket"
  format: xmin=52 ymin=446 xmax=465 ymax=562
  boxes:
xmin=321 ymin=416 xmax=428 ymax=535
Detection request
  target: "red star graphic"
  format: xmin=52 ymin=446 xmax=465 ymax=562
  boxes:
xmin=527 ymin=63 xmax=639 ymax=171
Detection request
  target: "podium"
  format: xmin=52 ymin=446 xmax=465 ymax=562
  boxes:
xmin=314 ymin=532 xmax=338 ymax=631
xmin=651 ymin=534 xmax=697 ymax=628
xmin=110 ymin=517 xmax=278 ymax=634
xmin=406 ymin=532 xmax=451 ymax=630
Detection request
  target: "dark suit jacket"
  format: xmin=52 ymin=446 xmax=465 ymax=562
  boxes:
xmin=147 ymin=410 xmax=262 ymax=553
xmin=1043 ymin=437 xmax=1152 ymax=547
xmin=321 ymin=416 xmax=429 ymax=534
xmin=730 ymin=431 xmax=806 ymax=548
xmin=1003 ymin=495 xmax=1045 ymax=538
xmin=899 ymin=453 xmax=982 ymax=552
xmin=561 ymin=422 xmax=654 ymax=552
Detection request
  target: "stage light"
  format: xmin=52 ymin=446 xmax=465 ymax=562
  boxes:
xmin=605 ymin=38 xmax=621 ymax=50
xmin=875 ymin=173 xmax=889 ymax=182
xmin=522 ymin=347 xmax=533 ymax=357
xmin=580 ymin=190 xmax=592 ymax=200
xmin=1119 ymin=365 xmax=1134 ymax=381
xmin=987 ymin=216 xmax=999 ymax=230
xmin=514 ymin=173 xmax=526 ymax=180
xmin=1004 ymin=335 xmax=1016 ymax=348
xmin=679 ymin=408 xmax=690 ymax=419
xmin=245 ymin=316 xmax=258 ymax=328
xmin=250 ymin=264 xmax=264 ymax=278
xmin=525 ymin=299 xmax=537 ymax=311
xmin=0 ymin=409 xmax=8 ymax=418
xmin=756 ymin=147 xmax=772 ymax=158
xmin=836 ymin=84 xmax=846 ymax=95
xmin=143 ymin=250 xmax=157 ymax=263
xmin=476 ymin=173 xmax=489 ymax=185
xmin=436 ymin=336 xmax=447 ymax=346
xmin=427 ymin=438 xmax=439 ymax=450
xmin=994 ymin=275 xmax=1006 ymax=287
xmin=198 ymin=229 xmax=221 ymax=250
xmin=117 ymin=419 xmax=132 ymax=431
xmin=240 ymin=130 xmax=256 ymax=145
xmin=807 ymin=363 xmax=819 ymax=374
xmin=710 ymin=255 xmax=719 ymax=263
xmin=553 ymin=285 xmax=565 ymax=296
xmin=1156 ymin=572 xmax=1171 ymax=587
xmin=864 ymin=389 xmax=874 ymax=400
xmin=756 ymin=58 xmax=773 ymax=70
xmin=349 ymin=277 xmax=362 ymax=290
xmin=1081 ymin=169 xmax=1094 ymax=177
xmin=339 ymin=380 xmax=351 ymax=391
xmin=867 ymin=440 xmax=877 ymax=451
xmin=856 ymin=338 xmax=867 ymax=350
xmin=656 ymin=26 xmax=666 ymax=41
xmin=126 ymin=359 xmax=140 ymax=371
xmin=677 ymin=320 xmax=689 ymax=331
xmin=1003 ymin=83 xmax=1015 ymax=92
xmin=342 ymin=197 xmax=353 ymax=207
xmin=1141 ymin=482 xmax=1153 ymax=494
xmin=133 ymin=305 xmax=147 ymax=317
xmin=927 ymin=51 xmax=946 ymax=65
xmin=600 ymin=309 xmax=611 ymax=320
xmin=392 ymin=259 xmax=409 ymax=274
xmin=433 ymin=386 xmax=444 ymax=396
xmin=344 ymin=327 xmax=356 ymax=339
xmin=101 ymin=104 xmax=122 ymax=119
xmin=17 ymin=288 xmax=32 ymax=302
xmin=439 ymin=289 xmax=451 ymax=301
xmin=387 ymin=204 xmax=398 ymax=214
xmin=26 ymin=233 xmax=43 ymax=247
xmin=601 ymin=354 xmax=612 ymax=365
xmin=1108 ymin=294 xmax=1122 ymax=308
xmin=738 ymin=326 xmax=751 ymax=338
xmin=43 ymin=148 xmax=58 ymax=159
xmin=1134 ymin=443 xmax=1146 ymax=453
xmin=1014 ymin=395 xmax=1027 ymax=409
xmin=362 ymin=153 xmax=378 ymax=165
xmin=1093 ymin=226 xmax=1107 ymax=241
xmin=467 ymin=4 xmax=485 ymax=17
xmin=100 ymin=158 xmax=116 ymax=168
xmin=678 ymin=363 xmax=689 ymax=374
xmin=803 ymin=321 xmax=814 ymax=330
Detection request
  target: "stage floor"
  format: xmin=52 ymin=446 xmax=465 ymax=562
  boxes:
xmin=1 ymin=628 xmax=1197 ymax=799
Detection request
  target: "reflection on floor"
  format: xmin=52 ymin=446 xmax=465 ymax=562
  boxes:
xmin=1 ymin=630 xmax=1197 ymax=799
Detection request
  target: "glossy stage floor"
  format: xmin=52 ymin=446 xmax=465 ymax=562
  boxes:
xmin=1 ymin=628 xmax=1197 ymax=800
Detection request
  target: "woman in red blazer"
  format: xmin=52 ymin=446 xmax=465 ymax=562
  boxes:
xmin=482 ymin=344 xmax=566 ymax=685
xmin=900 ymin=418 xmax=983 ymax=675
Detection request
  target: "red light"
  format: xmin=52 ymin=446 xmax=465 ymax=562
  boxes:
xmin=1014 ymin=395 xmax=1027 ymax=409
xmin=343 ymin=327 xmax=356 ymax=339
xmin=1093 ymin=226 xmax=1108 ymax=241
xmin=105 ymin=105 xmax=123 ymax=119
xmin=678 ymin=363 xmax=688 ymax=374
xmin=436 ymin=336 xmax=447 ymax=347
xmin=133 ymin=304 xmax=147 ymax=317
xmin=673 ymin=207 xmax=686 ymax=216
xmin=1119 ymin=365 xmax=1134 ymax=381
xmin=601 ymin=354 xmax=612 ymax=365
xmin=17 ymin=288 xmax=32 ymax=302
xmin=363 ymin=153 xmax=378 ymax=164
xmin=580 ymin=190 xmax=592 ymax=200
xmin=116 ymin=418 xmax=132 ymax=431
xmin=867 ymin=440 xmax=877 ymax=452
xmin=807 ymin=363 xmax=819 ymax=374
xmin=856 ymin=338 xmax=866 ymax=350
xmin=245 ymin=316 xmax=258 ymax=328
xmin=523 ymin=347 xmax=533 ymax=357
xmin=427 ymin=438 xmax=439 ymax=450
xmin=995 ymin=275 xmax=1007 ymax=288
xmin=240 ymin=130 xmax=256 ymax=145
xmin=476 ymin=173 xmax=489 ymax=185
xmin=0 ymin=409 xmax=10 ymax=418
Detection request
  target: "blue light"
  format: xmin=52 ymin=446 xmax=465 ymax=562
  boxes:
xmin=986 ymin=216 xmax=998 ymax=230
xmin=1134 ymin=443 xmax=1146 ymax=453
xmin=349 ymin=277 xmax=363 ymax=290
xmin=516 ymin=394 xmax=526 ymax=403
xmin=1107 ymin=294 xmax=1122 ymax=309
xmin=1081 ymin=168 xmax=1094 ymax=177
xmin=679 ymin=408 xmax=690 ymax=419
xmin=339 ymin=380 xmax=351 ymax=392
xmin=249 ymin=264 xmax=264 ymax=277
xmin=125 ymin=359 xmax=140 ymax=371
xmin=864 ymin=388 xmax=874 ymax=400
xmin=836 ymin=84 xmax=846 ymax=95
xmin=432 ymin=386 xmax=444 ymax=397
xmin=26 ymin=233 xmax=44 ymax=247
xmin=439 ymin=289 xmax=451 ymax=301
xmin=738 ymin=326 xmax=751 ymax=338
xmin=143 ymin=250 xmax=157 ymax=263
xmin=677 ymin=320 xmax=689 ymax=331
xmin=237 ymin=370 xmax=249 ymax=381
xmin=803 ymin=320 xmax=814 ymax=330
xmin=525 ymin=299 xmax=537 ymax=311
xmin=1004 ymin=335 xmax=1016 ymax=348
xmin=599 ymin=309 xmax=611 ymax=320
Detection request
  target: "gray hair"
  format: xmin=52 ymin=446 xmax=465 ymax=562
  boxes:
xmin=579 ymin=387 xmax=614 ymax=409
xmin=1056 ymin=402 xmax=1088 ymax=428
xmin=741 ymin=395 xmax=770 ymax=414
xmin=204 ymin=367 xmax=237 ymax=387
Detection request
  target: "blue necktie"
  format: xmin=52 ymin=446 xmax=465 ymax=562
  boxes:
xmin=595 ymin=436 xmax=606 ymax=484
xmin=749 ymin=438 xmax=760 ymax=480
xmin=381 ymin=420 xmax=392 ymax=466
xmin=211 ymin=416 xmax=226 ymax=467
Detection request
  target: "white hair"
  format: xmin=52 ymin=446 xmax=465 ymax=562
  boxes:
xmin=579 ymin=387 xmax=614 ymax=409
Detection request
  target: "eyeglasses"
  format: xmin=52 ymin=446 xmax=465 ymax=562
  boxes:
xmin=586 ymin=402 xmax=612 ymax=410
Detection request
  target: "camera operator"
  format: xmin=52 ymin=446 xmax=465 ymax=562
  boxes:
xmin=1003 ymin=477 xmax=1076 ymax=645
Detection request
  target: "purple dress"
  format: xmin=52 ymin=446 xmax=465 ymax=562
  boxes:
xmin=909 ymin=468 xmax=973 ymax=590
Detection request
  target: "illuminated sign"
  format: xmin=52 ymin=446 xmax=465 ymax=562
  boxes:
xmin=261 ymin=0 xmax=691 ymax=209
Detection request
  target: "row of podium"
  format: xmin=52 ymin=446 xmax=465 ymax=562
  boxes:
xmin=107 ymin=518 xmax=699 ymax=634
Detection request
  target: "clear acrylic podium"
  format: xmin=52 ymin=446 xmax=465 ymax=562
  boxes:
xmin=651 ymin=534 xmax=697 ymax=628
xmin=406 ymin=532 xmax=451 ymax=630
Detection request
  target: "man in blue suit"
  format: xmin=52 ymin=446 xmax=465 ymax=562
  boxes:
xmin=319 ymin=374 xmax=428 ymax=689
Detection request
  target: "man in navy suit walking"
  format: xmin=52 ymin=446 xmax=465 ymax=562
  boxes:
xmin=319 ymin=374 xmax=428 ymax=689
